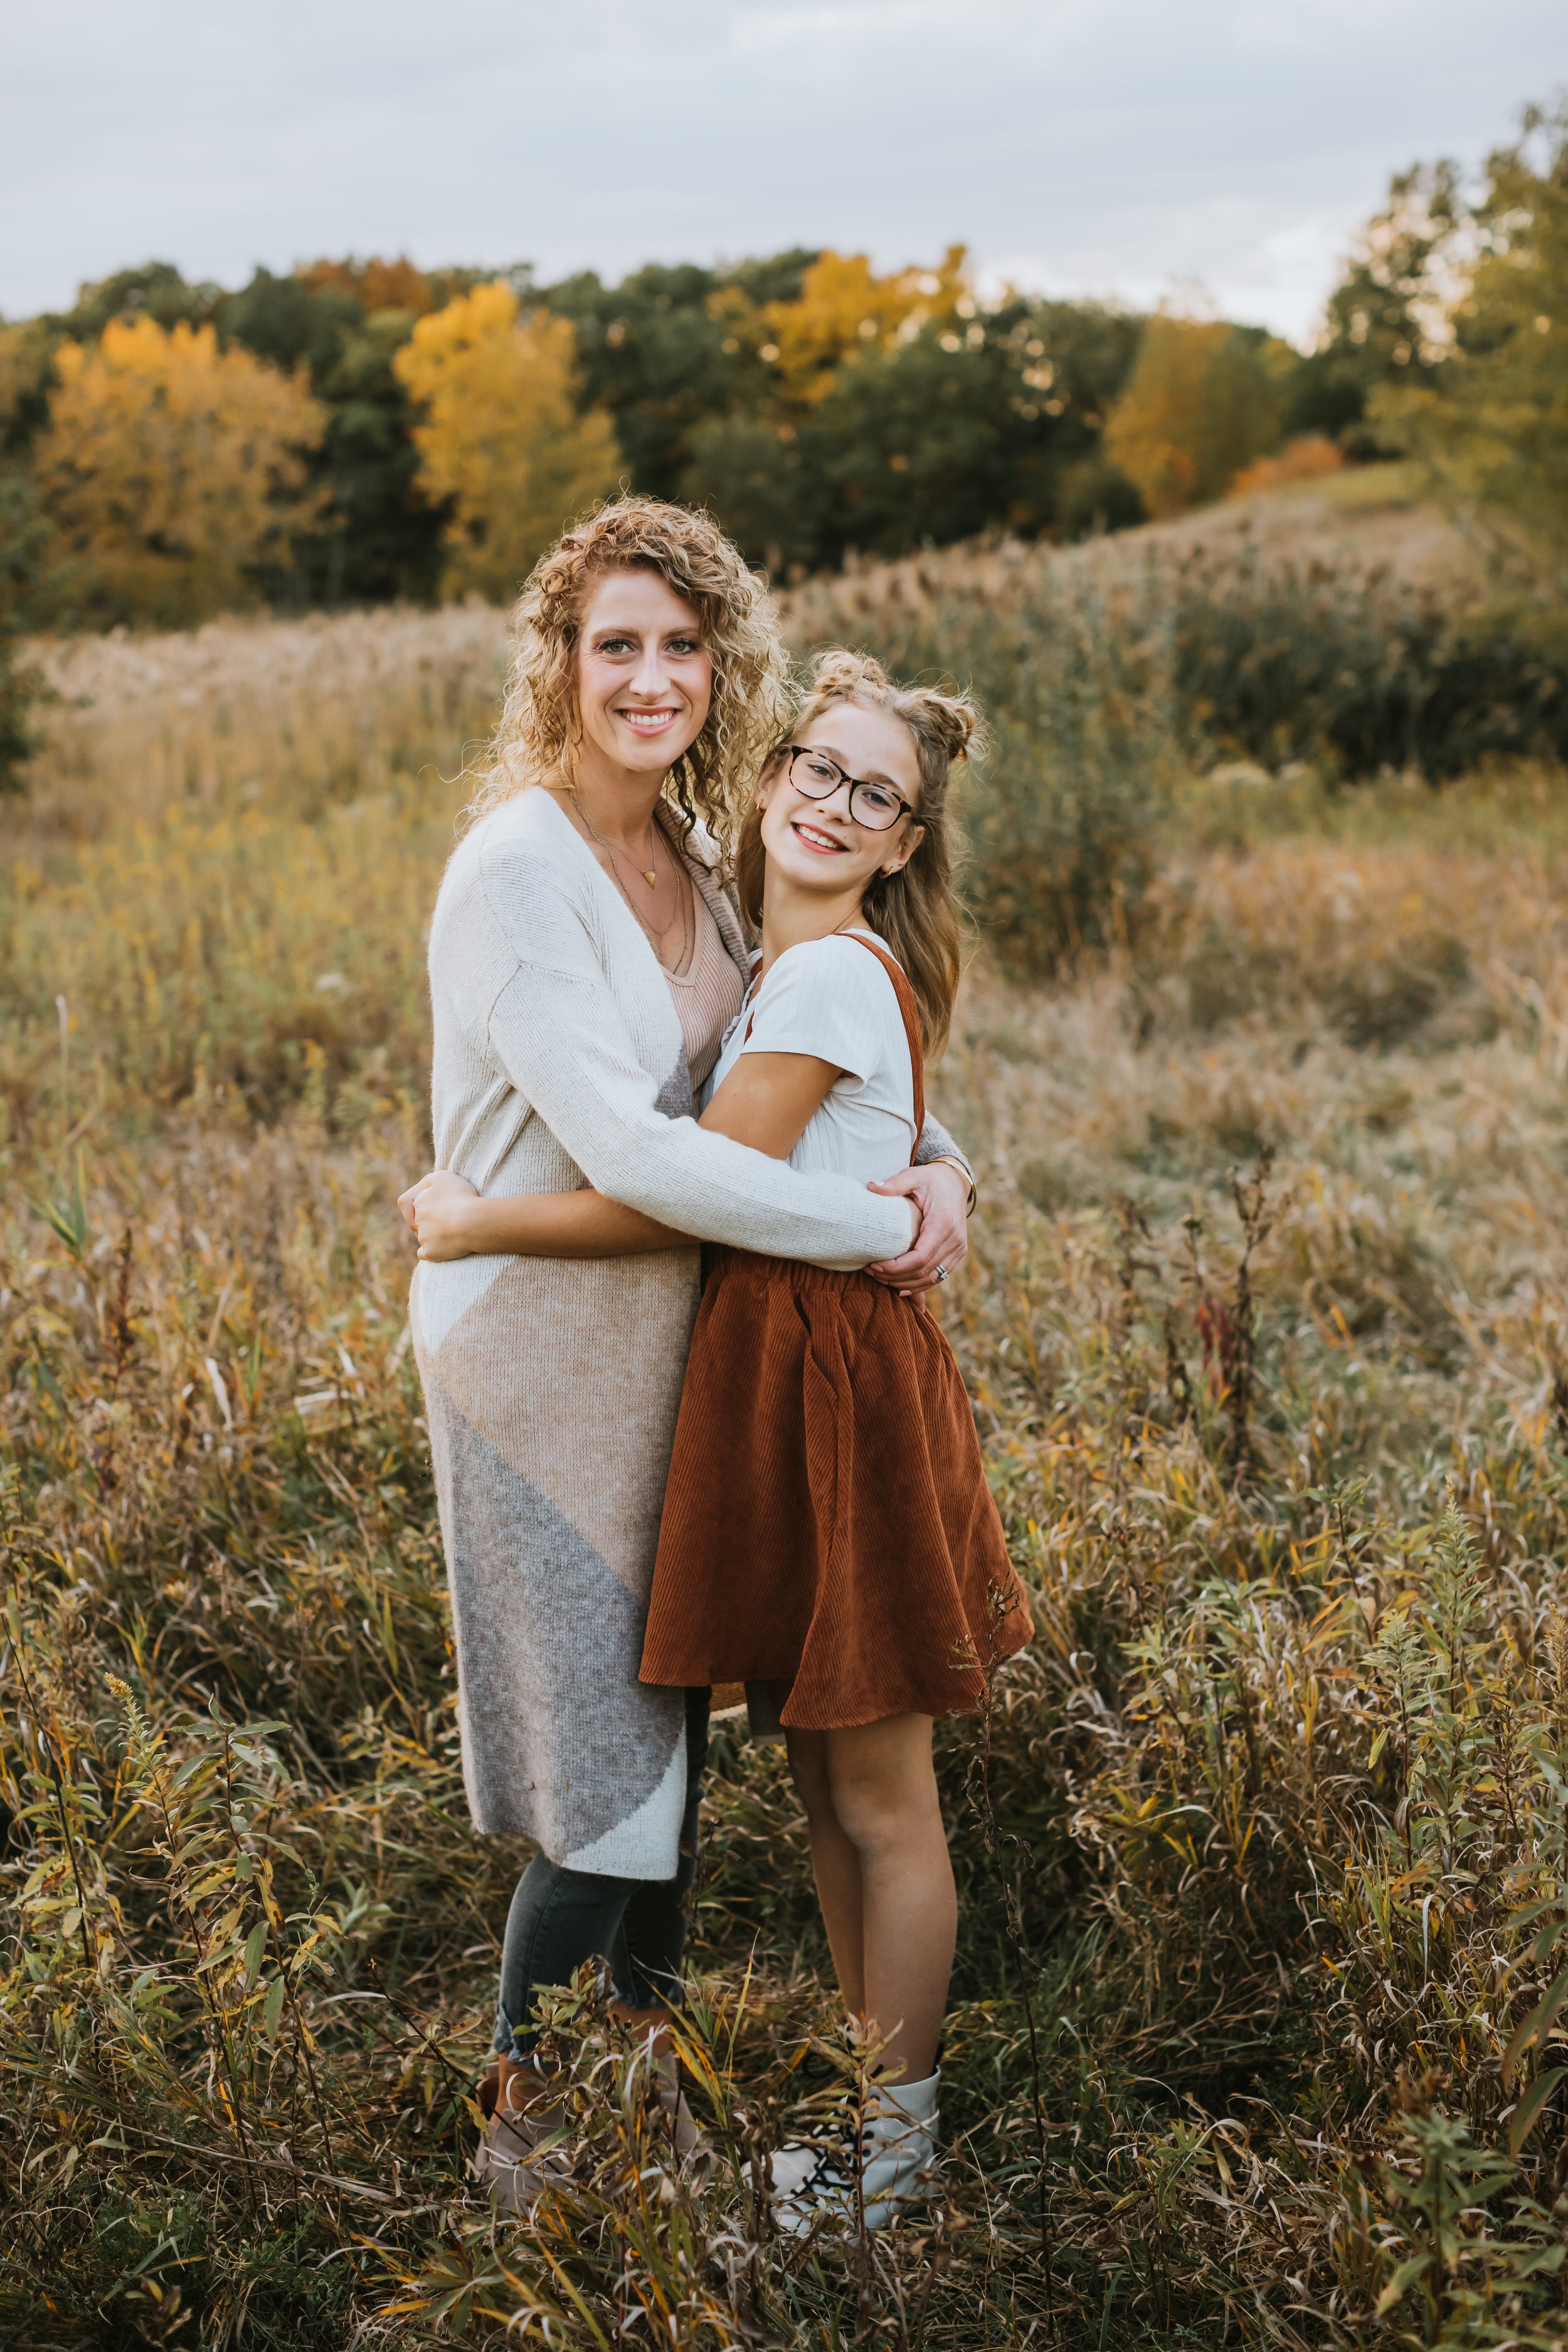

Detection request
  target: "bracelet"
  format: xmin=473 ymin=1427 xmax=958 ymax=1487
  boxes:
xmin=931 ymin=1154 xmax=978 ymax=1217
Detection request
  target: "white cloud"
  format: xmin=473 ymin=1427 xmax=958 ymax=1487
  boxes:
xmin=1 ymin=0 xmax=1562 ymax=337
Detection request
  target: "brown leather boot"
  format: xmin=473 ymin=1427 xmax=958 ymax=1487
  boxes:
xmin=608 ymin=2002 xmax=715 ymax=2185
xmin=471 ymin=2060 xmax=572 ymax=2212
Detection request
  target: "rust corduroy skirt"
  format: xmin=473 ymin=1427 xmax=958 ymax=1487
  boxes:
xmin=639 ymin=1248 xmax=1032 ymax=1729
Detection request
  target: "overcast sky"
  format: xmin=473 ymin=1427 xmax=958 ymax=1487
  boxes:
xmin=4 ymin=1 xmax=1564 ymax=343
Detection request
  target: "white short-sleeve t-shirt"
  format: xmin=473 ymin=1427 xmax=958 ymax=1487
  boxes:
xmin=702 ymin=930 xmax=916 ymax=1185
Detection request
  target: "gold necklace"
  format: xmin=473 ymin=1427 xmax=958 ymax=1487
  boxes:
xmin=571 ymin=788 xmax=660 ymax=889
xmin=571 ymin=790 xmax=694 ymax=973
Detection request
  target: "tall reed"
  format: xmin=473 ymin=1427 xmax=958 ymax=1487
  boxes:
xmin=5 ymin=587 xmax=1568 ymax=2345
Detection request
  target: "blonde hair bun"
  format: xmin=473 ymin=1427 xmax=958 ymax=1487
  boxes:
xmin=805 ymin=650 xmax=980 ymax=765
xmin=808 ymin=648 xmax=891 ymax=699
xmin=909 ymin=687 xmax=980 ymax=765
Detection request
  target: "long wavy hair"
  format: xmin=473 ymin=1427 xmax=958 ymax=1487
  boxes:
xmin=467 ymin=497 xmax=791 ymax=845
xmin=736 ymin=650 xmax=980 ymax=1057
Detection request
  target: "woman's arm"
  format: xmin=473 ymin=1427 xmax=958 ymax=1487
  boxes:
xmin=405 ymin=1051 xmax=841 ymax=1261
xmin=456 ymin=833 xmax=914 ymax=1269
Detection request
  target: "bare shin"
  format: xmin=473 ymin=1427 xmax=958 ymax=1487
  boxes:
xmin=783 ymin=1710 xmax=955 ymax=2082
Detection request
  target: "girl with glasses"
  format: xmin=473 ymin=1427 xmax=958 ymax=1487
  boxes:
xmin=415 ymin=646 xmax=1031 ymax=2230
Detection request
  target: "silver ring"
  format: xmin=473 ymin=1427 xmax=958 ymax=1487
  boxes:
xmin=935 ymin=1264 xmax=948 ymax=1282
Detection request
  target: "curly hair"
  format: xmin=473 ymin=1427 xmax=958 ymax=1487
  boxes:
xmin=467 ymin=497 xmax=791 ymax=845
xmin=735 ymin=649 xmax=982 ymax=1057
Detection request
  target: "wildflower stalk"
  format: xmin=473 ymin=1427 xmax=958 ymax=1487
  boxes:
xmin=963 ymin=1591 xmax=1052 ymax=2321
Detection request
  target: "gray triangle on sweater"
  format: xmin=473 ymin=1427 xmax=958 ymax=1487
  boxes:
xmin=653 ymin=1049 xmax=694 ymax=1122
xmin=438 ymin=1406 xmax=687 ymax=1878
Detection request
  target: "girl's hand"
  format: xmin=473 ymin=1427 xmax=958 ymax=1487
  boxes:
xmin=399 ymin=1170 xmax=482 ymax=1261
xmin=396 ymin=1176 xmax=428 ymax=1236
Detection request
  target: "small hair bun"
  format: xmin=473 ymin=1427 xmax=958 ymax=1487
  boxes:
xmin=908 ymin=688 xmax=979 ymax=764
xmin=808 ymin=648 xmax=891 ymax=699
xmin=797 ymin=645 xmax=983 ymax=770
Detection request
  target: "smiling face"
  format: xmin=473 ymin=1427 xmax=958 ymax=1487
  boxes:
xmin=756 ymin=701 xmax=926 ymax=905
xmin=575 ymin=567 xmax=713 ymax=780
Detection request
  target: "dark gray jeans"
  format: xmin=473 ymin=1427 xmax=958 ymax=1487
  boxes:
xmin=492 ymin=1688 xmax=710 ymax=2060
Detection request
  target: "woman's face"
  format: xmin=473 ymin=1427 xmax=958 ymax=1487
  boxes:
xmin=575 ymin=569 xmax=712 ymax=780
xmin=757 ymin=702 xmax=924 ymax=900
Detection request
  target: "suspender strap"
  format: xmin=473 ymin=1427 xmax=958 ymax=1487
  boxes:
xmin=840 ymin=931 xmax=924 ymax=1153
xmin=740 ymin=930 xmax=925 ymax=1158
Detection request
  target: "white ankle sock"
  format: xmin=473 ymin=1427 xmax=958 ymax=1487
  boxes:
xmin=861 ymin=2070 xmax=940 ymax=2227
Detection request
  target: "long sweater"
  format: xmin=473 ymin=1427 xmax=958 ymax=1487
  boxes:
xmin=411 ymin=786 xmax=966 ymax=1879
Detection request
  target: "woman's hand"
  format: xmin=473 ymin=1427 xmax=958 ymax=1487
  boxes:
xmin=864 ymin=1160 xmax=970 ymax=1295
xmin=398 ymin=1170 xmax=482 ymax=1261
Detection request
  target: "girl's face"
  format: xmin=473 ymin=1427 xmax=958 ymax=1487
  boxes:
xmin=756 ymin=702 xmax=925 ymax=901
xmin=575 ymin=569 xmax=713 ymax=779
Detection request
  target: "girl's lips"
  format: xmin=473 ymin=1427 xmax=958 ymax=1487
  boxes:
xmin=791 ymin=819 xmax=849 ymax=854
xmin=617 ymin=707 xmax=679 ymax=733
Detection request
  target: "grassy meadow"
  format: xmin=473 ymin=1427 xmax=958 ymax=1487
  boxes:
xmin=9 ymin=486 xmax=1568 ymax=2348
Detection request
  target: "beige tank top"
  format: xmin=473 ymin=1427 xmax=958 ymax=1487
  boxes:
xmin=664 ymin=882 xmax=745 ymax=1089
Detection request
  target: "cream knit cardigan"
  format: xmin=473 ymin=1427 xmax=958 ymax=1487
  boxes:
xmin=411 ymin=787 xmax=964 ymax=1880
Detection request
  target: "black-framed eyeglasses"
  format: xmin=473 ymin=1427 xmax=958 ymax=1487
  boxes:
xmin=780 ymin=744 xmax=915 ymax=832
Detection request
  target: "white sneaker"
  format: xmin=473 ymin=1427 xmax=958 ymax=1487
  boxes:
xmin=770 ymin=2071 xmax=940 ymax=2234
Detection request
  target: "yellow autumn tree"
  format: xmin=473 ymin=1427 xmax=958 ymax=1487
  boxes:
xmin=713 ymin=246 xmax=970 ymax=408
xmin=1104 ymin=316 xmax=1286 ymax=518
xmin=394 ymin=282 xmax=620 ymax=601
xmin=35 ymin=317 xmax=326 ymax=626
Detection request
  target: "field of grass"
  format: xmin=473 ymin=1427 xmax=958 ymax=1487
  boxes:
xmin=8 ymin=502 xmax=1568 ymax=2348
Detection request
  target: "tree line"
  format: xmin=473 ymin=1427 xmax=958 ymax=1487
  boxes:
xmin=0 ymin=221 xmax=1449 ymax=630
xmin=0 ymin=98 xmax=1562 ymax=771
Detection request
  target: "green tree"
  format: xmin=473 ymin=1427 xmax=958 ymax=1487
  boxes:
xmin=812 ymin=299 xmax=1139 ymax=560
xmin=679 ymin=413 xmax=820 ymax=573
xmin=682 ymin=290 xmax=1144 ymax=571
xmin=0 ymin=319 xmax=62 ymax=459
xmin=1372 ymin=105 xmax=1568 ymax=581
xmin=1285 ymin=165 xmax=1458 ymax=453
xmin=543 ymin=258 xmax=808 ymax=499
xmin=0 ymin=467 xmax=51 ymax=790
xmin=221 ymin=265 xmax=447 ymax=605
xmin=51 ymin=261 xmax=220 ymax=343
xmin=0 ymin=317 xmax=56 ymax=772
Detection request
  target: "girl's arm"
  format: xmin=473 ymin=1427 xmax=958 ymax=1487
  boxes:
xmin=404 ymin=1052 xmax=840 ymax=1262
xmin=457 ymin=837 xmax=912 ymax=1268
xmin=401 ymin=1170 xmax=680 ymax=1261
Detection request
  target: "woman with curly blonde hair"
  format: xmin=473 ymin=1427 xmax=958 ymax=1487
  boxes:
xmin=399 ymin=499 xmax=973 ymax=2201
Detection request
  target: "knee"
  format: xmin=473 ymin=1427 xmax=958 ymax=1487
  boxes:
xmin=826 ymin=1764 xmax=938 ymax=1861
xmin=787 ymin=1739 xmax=837 ymax=1830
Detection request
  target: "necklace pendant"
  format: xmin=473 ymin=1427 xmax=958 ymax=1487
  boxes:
xmin=642 ymin=869 xmax=657 ymax=887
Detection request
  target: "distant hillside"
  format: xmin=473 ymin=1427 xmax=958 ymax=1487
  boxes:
xmin=780 ymin=465 xmax=1479 ymax=648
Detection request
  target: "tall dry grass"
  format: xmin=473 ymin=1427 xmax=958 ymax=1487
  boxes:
xmin=7 ymin=586 xmax=1568 ymax=2345
xmin=24 ymin=600 xmax=507 ymax=840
